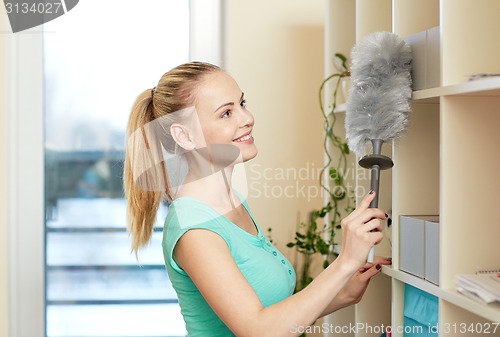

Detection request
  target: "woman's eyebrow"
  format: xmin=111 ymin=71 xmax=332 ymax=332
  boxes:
xmin=213 ymin=92 xmax=244 ymax=114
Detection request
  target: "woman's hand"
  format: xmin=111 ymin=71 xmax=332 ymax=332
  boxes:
xmin=319 ymin=256 xmax=391 ymax=316
xmin=336 ymin=256 xmax=392 ymax=307
xmin=337 ymin=191 xmax=386 ymax=272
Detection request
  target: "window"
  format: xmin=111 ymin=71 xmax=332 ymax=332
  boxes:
xmin=43 ymin=1 xmax=188 ymax=336
xmin=6 ymin=1 xmax=223 ymax=336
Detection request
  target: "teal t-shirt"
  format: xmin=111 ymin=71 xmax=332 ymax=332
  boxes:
xmin=162 ymin=196 xmax=296 ymax=337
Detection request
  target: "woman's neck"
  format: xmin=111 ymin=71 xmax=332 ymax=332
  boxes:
xmin=177 ymin=151 xmax=240 ymax=212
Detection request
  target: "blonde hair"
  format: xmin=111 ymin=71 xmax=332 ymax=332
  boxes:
xmin=124 ymin=61 xmax=220 ymax=253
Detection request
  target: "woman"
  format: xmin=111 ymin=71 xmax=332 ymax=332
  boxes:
xmin=124 ymin=61 xmax=390 ymax=336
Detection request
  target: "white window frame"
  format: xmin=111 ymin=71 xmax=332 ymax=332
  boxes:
xmin=6 ymin=25 xmax=46 ymax=337
xmin=5 ymin=1 xmax=223 ymax=336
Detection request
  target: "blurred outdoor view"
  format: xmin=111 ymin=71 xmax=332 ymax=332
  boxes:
xmin=44 ymin=1 xmax=190 ymax=336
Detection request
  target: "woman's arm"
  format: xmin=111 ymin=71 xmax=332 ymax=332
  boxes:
xmin=174 ymin=192 xmax=385 ymax=337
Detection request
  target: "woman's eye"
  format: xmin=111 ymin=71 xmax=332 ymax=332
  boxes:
xmin=240 ymin=99 xmax=247 ymax=108
xmin=221 ymin=110 xmax=232 ymax=119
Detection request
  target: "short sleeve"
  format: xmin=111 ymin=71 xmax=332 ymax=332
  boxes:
xmin=162 ymin=198 xmax=232 ymax=275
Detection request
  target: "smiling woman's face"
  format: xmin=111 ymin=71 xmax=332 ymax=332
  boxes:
xmin=193 ymin=70 xmax=257 ymax=162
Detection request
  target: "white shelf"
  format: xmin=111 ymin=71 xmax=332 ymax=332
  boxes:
xmin=342 ymin=77 xmax=500 ymax=106
xmin=382 ymin=266 xmax=500 ymax=323
xmin=412 ymin=76 xmax=500 ymax=102
xmin=382 ymin=266 xmax=440 ymax=296
xmin=338 ymin=77 xmax=500 ymax=106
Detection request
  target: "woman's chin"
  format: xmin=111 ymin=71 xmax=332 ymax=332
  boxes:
xmin=242 ymin=146 xmax=258 ymax=162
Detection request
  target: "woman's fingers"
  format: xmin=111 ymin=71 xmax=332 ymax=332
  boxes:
xmin=360 ymin=256 xmax=391 ymax=271
xmin=363 ymin=217 xmax=384 ymax=233
xmin=342 ymin=191 xmax=376 ymax=224
xmin=364 ymin=227 xmax=383 ymax=245
xmin=339 ymin=191 xmax=390 ymax=269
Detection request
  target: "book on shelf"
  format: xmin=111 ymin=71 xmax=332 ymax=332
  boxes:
xmin=456 ymin=269 xmax=500 ymax=304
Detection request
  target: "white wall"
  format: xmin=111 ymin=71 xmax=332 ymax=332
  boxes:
xmin=224 ymin=0 xmax=326 ymax=263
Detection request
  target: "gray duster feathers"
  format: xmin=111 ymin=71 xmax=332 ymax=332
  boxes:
xmin=345 ymin=32 xmax=413 ymax=157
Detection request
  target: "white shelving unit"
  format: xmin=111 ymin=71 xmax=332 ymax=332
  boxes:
xmin=325 ymin=0 xmax=500 ymax=336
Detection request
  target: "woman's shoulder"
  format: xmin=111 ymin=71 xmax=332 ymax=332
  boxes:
xmin=163 ymin=197 xmax=233 ymax=259
xmin=166 ymin=197 xmax=221 ymax=229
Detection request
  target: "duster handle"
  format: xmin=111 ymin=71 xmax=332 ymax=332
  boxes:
xmin=367 ymin=164 xmax=380 ymax=263
xmin=359 ymin=139 xmax=393 ymax=263
xmin=369 ymin=164 xmax=381 ymax=209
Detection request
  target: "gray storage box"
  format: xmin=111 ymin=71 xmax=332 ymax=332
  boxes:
xmin=400 ymin=216 xmax=425 ymax=278
xmin=403 ymin=26 xmax=441 ymax=90
xmin=426 ymin=26 xmax=441 ymax=88
xmin=404 ymin=31 xmax=427 ymax=90
xmin=425 ymin=219 xmax=440 ymax=285
xmin=400 ymin=215 xmax=439 ymax=279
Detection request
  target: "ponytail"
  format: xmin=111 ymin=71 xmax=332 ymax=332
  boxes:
xmin=124 ymin=90 xmax=165 ymax=254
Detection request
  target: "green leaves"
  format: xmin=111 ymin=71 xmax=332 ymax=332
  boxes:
xmin=289 ymin=212 xmax=337 ymax=293
xmin=315 ymin=237 xmax=329 ymax=255
xmin=333 ymin=52 xmax=351 ymax=77
xmin=329 ymin=167 xmax=343 ymax=186
xmin=342 ymin=142 xmax=350 ymax=155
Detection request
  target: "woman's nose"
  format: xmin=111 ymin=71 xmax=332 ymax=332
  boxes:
xmin=239 ymin=107 xmax=254 ymax=128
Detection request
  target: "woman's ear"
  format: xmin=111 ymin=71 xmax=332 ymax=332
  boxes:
xmin=170 ymin=123 xmax=196 ymax=151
